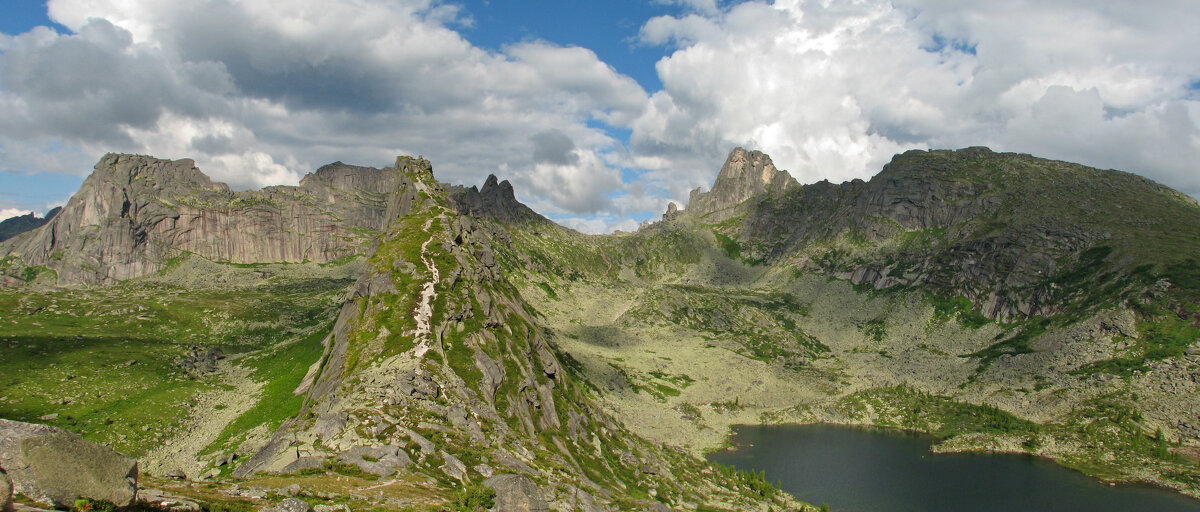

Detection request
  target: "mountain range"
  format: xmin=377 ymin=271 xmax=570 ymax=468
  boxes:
xmin=2 ymin=146 xmax=1199 ymax=511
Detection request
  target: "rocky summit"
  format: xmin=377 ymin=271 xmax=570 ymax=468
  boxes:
xmin=2 ymin=146 xmax=1200 ymax=511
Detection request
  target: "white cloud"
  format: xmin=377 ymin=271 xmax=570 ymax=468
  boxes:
xmin=1 ymin=0 xmax=651 ymax=206
xmin=552 ymin=216 xmax=641 ymax=235
xmin=634 ymin=0 xmax=1200 ymax=199
xmin=2 ymin=0 xmax=1199 ymax=234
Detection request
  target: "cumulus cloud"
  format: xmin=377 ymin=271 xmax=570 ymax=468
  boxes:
xmin=1 ymin=0 xmax=649 ymax=203
xmin=634 ymin=0 xmax=1200 ymax=199
xmin=2 ymin=0 xmax=1199 ymax=234
xmin=552 ymin=215 xmax=641 ymax=235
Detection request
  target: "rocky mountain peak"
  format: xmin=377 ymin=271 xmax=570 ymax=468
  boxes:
xmin=449 ymin=174 xmax=542 ymax=225
xmin=481 ymin=174 xmax=516 ymax=201
xmin=686 ymin=147 xmax=798 ymax=221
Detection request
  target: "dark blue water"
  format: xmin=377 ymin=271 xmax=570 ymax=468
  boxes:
xmin=707 ymin=424 xmax=1200 ymax=512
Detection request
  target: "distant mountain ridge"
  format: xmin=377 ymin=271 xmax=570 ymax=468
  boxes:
xmin=674 ymin=145 xmax=1200 ymax=321
xmin=0 ymin=207 xmax=60 ymax=242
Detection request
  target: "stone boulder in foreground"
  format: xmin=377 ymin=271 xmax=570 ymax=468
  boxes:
xmin=0 ymin=419 xmax=137 ymax=508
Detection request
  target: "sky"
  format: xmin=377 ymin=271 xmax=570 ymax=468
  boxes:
xmin=1 ymin=1 xmax=1198 ymax=232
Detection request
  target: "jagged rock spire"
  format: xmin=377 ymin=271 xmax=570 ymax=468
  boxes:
xmin=686 ymin=147 xmax=798 ymax=222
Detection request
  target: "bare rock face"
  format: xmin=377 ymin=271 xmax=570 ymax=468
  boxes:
xmin=483 ymin=474 xmax=548 ymax=512
xmin=1 ymin=154 xmax=410 ymax=286
xmin=687 ymin=147 xmax=798 ymax=222
xmin=0 ymin=419 xmax=138 ymax=509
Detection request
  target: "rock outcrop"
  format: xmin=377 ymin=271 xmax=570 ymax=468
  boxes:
xmin=686 ymin=147 xmax=798 ymax=222
xmin=484 ymin=474 xmax=548 ymax=512
xmin=0 ymin=419 xmax=138 ymax=508
xmin=264 ymin=498 xmax=313 ymax=512
xmin=448 ymin=174 xmax=546 ymax=225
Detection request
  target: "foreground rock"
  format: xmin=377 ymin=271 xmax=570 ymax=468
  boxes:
xmin=137 ymin=489 xmax=201 ymax=512
xmin=0 ymin=420 xmax=137 ymax=508
xmin=484 ymin=475 xmax=548 ymax=512
xmin=263 ymin=498 xmax=313 ymax=512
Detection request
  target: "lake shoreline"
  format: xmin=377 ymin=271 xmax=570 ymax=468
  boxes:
xmin=714 ymin=419 xmax=1200 ymax=502
xmin=709 ymin=422 xmax=1200 ymax=512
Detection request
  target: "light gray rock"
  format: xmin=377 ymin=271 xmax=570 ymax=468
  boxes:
xmin=281 ymin=456 xmax=325 ymax=474
xmin=635 ymin=500 xmax=671 ymax=512
xmin=137 ymin=488 xmax=202 ymax=512
xmin=473 ymin=464 xmax=494 ymax=478
xmin=686 ymin=147 xmax=797 ymax=222
xmin=440 ymin=451 xmax=467 ymax=482
xmin=274 ymin=498 xmax=313 ymax=512
xmin=483 ymin=474 xmax=548 ymax=512
xmin=337 ymin=446 xmax=410 ymax=477
xmin=0 ymin=419 xmax=137 ymax=508
xmin=400 ymin=428 xmax=435 ymax=455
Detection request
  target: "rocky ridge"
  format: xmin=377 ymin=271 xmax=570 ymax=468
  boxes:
xmin=225 ymin=158 xmax=796 ymax=510
xmin=675 ymin=146 xmax=1200 ymax=321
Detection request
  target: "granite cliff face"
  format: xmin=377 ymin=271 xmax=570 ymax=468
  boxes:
xmin=0 ymin=154 xmax=415 ymax=286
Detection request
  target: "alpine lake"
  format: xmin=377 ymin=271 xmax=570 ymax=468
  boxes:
xmin=707 ymin=423 xmax=1200 ymax=512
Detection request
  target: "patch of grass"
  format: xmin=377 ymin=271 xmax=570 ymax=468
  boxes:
xmin=451 ymin=482 xmax=495 ymax=511
xmin=860 ymin=318 xmax=886 ymax=342
xmin=535 ymin=281 xmax=558 ymax=300
xmin=928 ymin=295 xmax=989 ymax=328
xmin=203 ymin=322 xmax=332 ymax=457
xmin=1075 ymin=316 xmax=1200 ymax=376
xmin=0 ymin=264 xmax=347 ymax=456
xmin=967 ymin=317 xmax=1051 ymax=374
xmin=850 ymin=385 xmax=1037 ymax=438
xmin=648 ymin=371 xmax=694 ymax=389
xmin=713 ymin=230 xmax=742 ymax=260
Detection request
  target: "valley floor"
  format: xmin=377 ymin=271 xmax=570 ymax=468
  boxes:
xmin=518 ymin=263 xmax=1200 ymax=499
